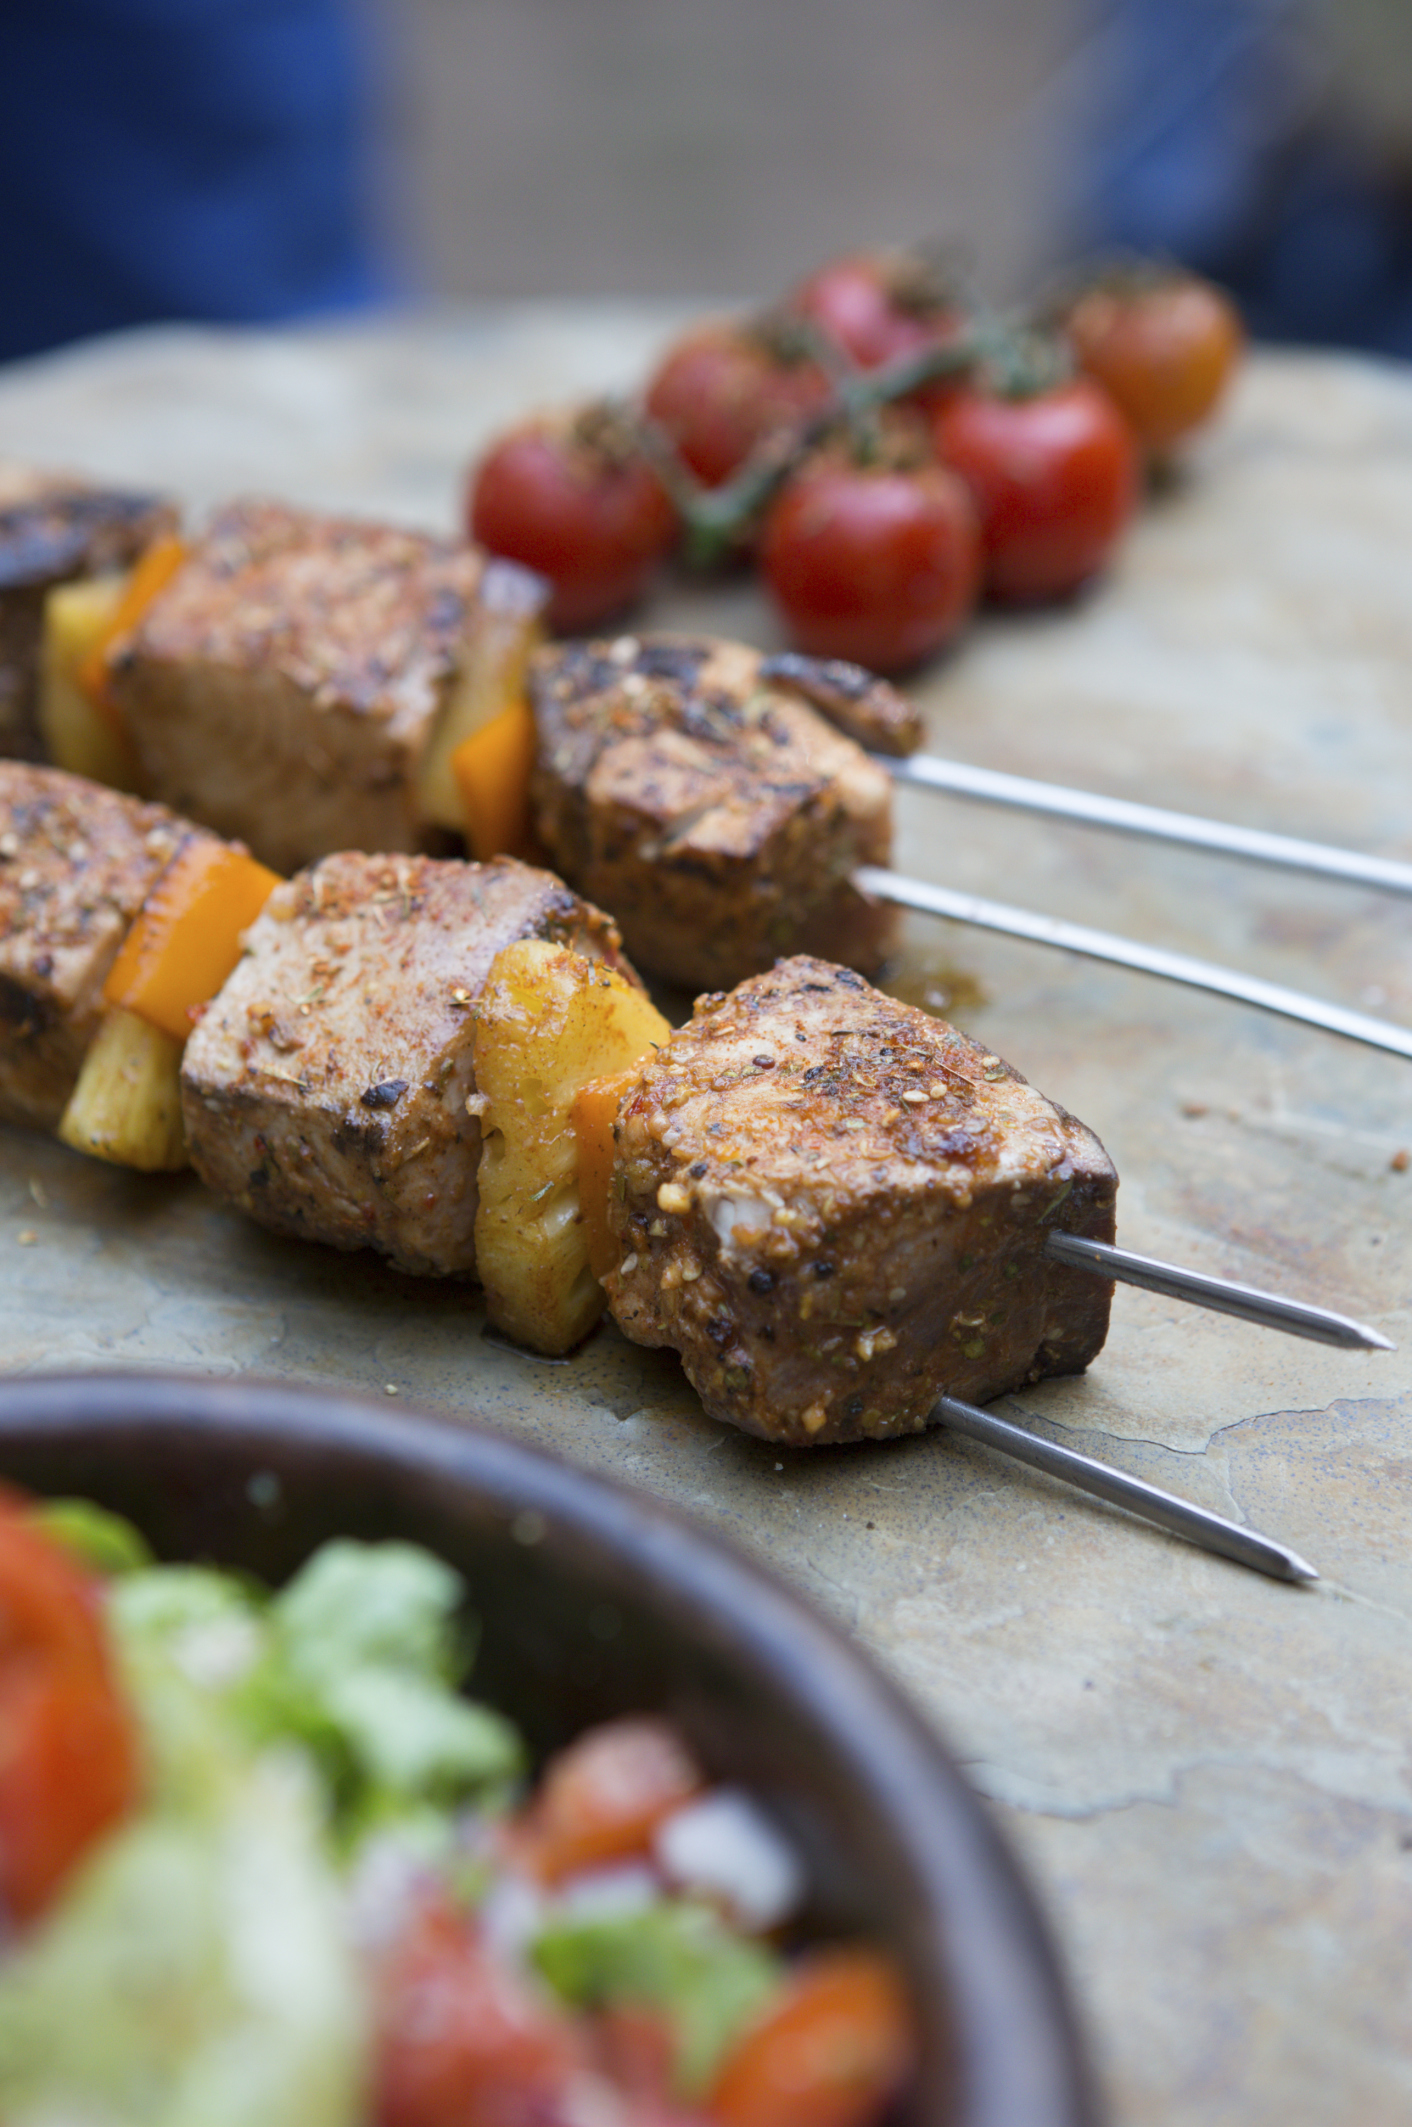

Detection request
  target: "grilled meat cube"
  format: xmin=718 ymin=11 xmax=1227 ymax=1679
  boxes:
xmin=180 ymin=851 xmax=631 ymax=1279
xmin=0 ymin=763 xmax=199 ymax=1130
xmin=530 ymin=634 xmax=897 ymax=992
xmin=756 ymin=651 xmax=924 ymax=756
xmin=0 ymin=466 xmax=175 ymax=761
xmin=604 ymin=956 xmax=1117 ymax=1446
xmin=108 ymin=500 xmax=545 ymax=874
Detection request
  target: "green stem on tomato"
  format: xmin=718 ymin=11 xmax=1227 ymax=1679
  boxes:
xmin=640 ymin=331 xmax=989 ymax=570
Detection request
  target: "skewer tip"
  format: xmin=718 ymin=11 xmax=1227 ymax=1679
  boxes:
xmin=1283 ymin=1551 xmax=1320 ymax=1585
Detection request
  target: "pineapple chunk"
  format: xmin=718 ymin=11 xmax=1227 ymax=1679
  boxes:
xmin=57 ymin=1007 xmax=188 ymax=1171
xmin=418 ymin=566 xmax=543 ymax=831
xmin=39 ymin=574 xmax=143 ymax=791
xmin=473 ymin=941 xmax=669 ymax=1354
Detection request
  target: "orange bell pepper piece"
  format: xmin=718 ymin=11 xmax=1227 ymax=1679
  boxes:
xmin=104 ymin=839 xmax=282 ymax=1042
xmin=77 ymin=534 xmax=187 ymax=736
xmin=450 ymin=694 xmax=536 ymax=861
xmin=571 ymin=1064 xmax=640 ymax=1283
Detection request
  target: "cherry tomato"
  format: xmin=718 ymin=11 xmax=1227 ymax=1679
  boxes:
xmin=1063 ymin=273 xmax=1244 ymax=456
xmin=644 ymin=324 xmax=833 ymax=490
xmin=759 ymin=442 xmax=980 ymax=672
xmin=708 ymin=1949 xmax=915 ymax=2127
xmin=519 ymin=1716 xmax=704 ymax=1884
xmin=789 ymin=250 xmax=967 ymax=402
xmin=0 ymin=1503 xmax=138 ymax=1922
xmin=375 ymin=1898 xmax=586 ymax=2127
xmin=934 ymin=379 xmax=1138 ymax=604
xmin=468 ymin=404 xmax=678 ymax=632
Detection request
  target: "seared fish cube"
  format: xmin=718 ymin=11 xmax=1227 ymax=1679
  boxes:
xmin=530 ymin=635 xmax=896 ymax=992
xmin=109 ymin=501 xmax=544 ymax=874
xmin=180 ymin=852 xmax=629 ymax=1279
xmin=0 ymin=763 xmax=196 ymax=1130
xmin=604 ymin=957 xmax=1117 ymax=1446
xmin=0 ymin=466 xmax=175 ymax=760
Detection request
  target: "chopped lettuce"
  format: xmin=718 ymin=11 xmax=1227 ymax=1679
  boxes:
xmin=269 ymin=1541 xmax=523 ymax=1818
xmin=33 ymin=1498 xmax=153 ymax=1575
xmin=111 ymin=1539 xmax=523 ymax=1830
xmin=0 ymin=1534 xmax=533 ymax=2125
xmin=0 ymin=1747 xmax=365 ymax=2127
xmin=533 ymin=1898 xmax=780 ymax=2094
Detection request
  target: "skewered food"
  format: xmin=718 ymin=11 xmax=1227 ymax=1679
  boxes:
xmin=96 ymin=499 xmax=545 ymax=873
xmin=0 ymin=762 xmax=214 ymax=1132
xmin=0 ymin=467 xmax=174 ymax=762
xmin=471 ymin=938 xmax=669 ymax=1352
xmin=181 ymin=850 xmax=632 ymax=1281
xmin=598 ymin=956 xmax=1117 ymax=1445
xmin=753 ymin=649 xmax=923 ymax=757
xmin=529 ymin=634 xmax=896 ymax=991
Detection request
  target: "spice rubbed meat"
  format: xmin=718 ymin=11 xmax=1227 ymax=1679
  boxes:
xmin=108 ymin=500 xmax=545 ymax=874
xmin=0 ymin=467 xmax=175 ymax=761
xmin=0 ymin=763 xmax=211 ymax=1130
xmin=181 ymin=851 xmax=631 ymax=1277
xmin=530 ymin=635 xmax=897 ymax=991
xmin=603 ymin=957 xmax=1117 ymax=1445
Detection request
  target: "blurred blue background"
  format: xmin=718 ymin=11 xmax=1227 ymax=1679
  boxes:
xmin=2 ymin=0 xmax=1410 ymax=366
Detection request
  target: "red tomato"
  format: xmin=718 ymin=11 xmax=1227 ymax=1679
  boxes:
xmin=644 ymin=325 xmax=833 ymax=490
xmin=934 ymin=379 xmax=1138 ymax=604
xmin=789 ymin=250 xmax=967 ymax=399
xmin=468 ymin=406 xmax=678 ymax=632
xmin=375 ymin=1899 xmax=586 ymax=2127
xmin=0 ymin=1505 xmax=137 ymax=1922
xmin=707 ymin=1950 xmax=915 ymax=2127
xmin=1064 ymin=274 xmax=1244 ymax=455
xmin=520 ymin=1717 xmax=704 ymax=1884
xmin=759 ymin=449 xmax=980 ymax=672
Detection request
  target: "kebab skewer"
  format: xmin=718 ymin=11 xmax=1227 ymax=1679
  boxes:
xmin=0 ymin=768 xmax=1384 ymax=1580
xmin=752 ymin=648 xmax=1412 ymax=901
xmin=18 ymin=487 xmax=1412 ymax=1060
xmin=522 ymin=635 xmax=1412 ymax=1061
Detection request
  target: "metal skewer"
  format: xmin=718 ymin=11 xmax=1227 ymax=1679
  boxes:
xmin=857 ymin=865 xmax=1412 ymax=1062
xmin=1044 ymin=1231 xmax=1393 ymax=1351
xmin=886 ymin=752 xmax=1412 ymax=901
xmin=933 ymin=1393 xmax=1319 ymax=1583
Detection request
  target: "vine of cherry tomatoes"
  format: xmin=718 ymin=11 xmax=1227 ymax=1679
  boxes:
xmin=464 ymin=247 xmax=1244 ymax=675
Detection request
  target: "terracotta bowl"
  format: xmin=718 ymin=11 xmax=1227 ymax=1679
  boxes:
xmin=0 ymin=1372 xmax=1099 ymax=2127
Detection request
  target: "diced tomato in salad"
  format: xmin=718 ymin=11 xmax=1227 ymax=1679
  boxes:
xmin=0 ymin=1491 xmax=137 ymax=1922
xmin=0 ymin=1501 xmax=916 ymax=2127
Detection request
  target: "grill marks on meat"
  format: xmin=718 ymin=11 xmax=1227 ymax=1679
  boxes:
xmin=756 ymin=652 xmax=924 ymax=757
xmin=0 ymin=764 xmax=196 ymax=1129
xmin=180 ymin=852 xmax=630 ymax=1279
xmin=604 ymin=957 xmax=1117 ymax=1446
xmin=0 ymin=466 xmax=175 ymax=761
xmin=108 ymin=501 xmax=541 ymax=874
xmin=530 ymin=635 xmax=897 ymax=992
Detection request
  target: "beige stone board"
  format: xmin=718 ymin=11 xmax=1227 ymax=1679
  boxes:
xmin=0 ymin=314 xmax=1410 ymax=2124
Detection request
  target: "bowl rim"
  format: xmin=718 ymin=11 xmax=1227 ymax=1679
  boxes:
xmin=0 ymin=1368 xmax=1102 ymax=2127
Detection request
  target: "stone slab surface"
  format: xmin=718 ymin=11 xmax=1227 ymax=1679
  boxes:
xmin=1 ymin=310 xmax=1411 ymax=2125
